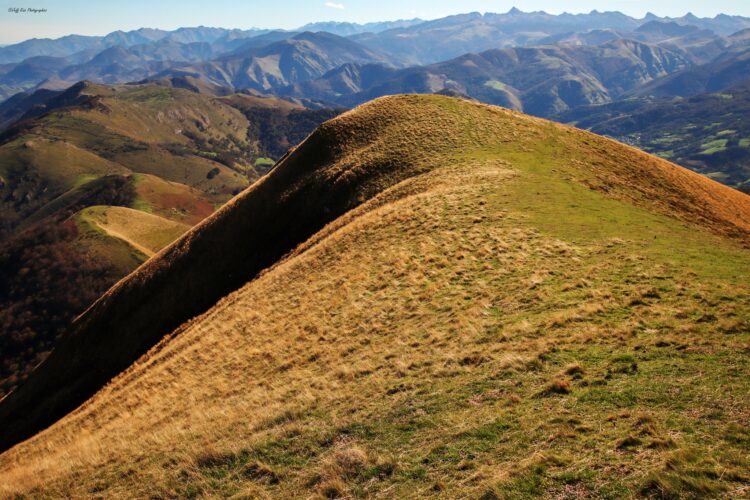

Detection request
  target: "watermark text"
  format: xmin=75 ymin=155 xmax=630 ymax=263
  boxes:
xmin=8 ymin=7 xmax=48 ymax=14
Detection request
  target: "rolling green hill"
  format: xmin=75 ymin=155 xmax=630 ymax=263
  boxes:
xmin=0 ymin=95 xmax=747 ymax=498
xmin=0 ymin=81 xmax=251 ymax=235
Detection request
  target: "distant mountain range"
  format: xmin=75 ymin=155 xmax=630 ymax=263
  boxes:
xmin=153 ymin=32 xmax=398 ymax=94
xmin=556 ymin=82 xmax=750 ymax=189
xmin=1 ymin=8 xmax=750 ymax=189
xmin=351 ymin=9 xmax=750 ymax=65
xmin=283 ymin=39 xmax=693 ymax=116
xmin=1 ymin=9 xmax=749 ymax=101
xmin=298 ymin=19 xmax=424 ymax=36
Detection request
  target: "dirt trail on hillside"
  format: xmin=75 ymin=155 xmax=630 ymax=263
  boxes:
xmin=91 ymin=220 xmax=156 ymax=258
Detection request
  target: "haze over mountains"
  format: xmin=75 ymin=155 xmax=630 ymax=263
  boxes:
xmin=2 ymin=9 xmax=750 ymax=101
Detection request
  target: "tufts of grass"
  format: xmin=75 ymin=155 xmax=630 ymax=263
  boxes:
xmin=640 ymin=449 xmax=735 ymax=499
xmin=540 ymin=378 xmax=572 ymax=396
xmin=1 ymin=94 xmax=749 ymax=498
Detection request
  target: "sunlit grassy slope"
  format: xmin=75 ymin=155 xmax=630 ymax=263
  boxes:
xmin=1 ymin=95 xmax=749 ymax=498
xmin=0 ymin=82 xmax=251 ymax=234
xmin=76 ymin=205 xmax=190 ymax=259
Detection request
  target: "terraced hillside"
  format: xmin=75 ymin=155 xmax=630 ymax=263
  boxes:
xmin=1 ymin=95 xmax=748 ymax=498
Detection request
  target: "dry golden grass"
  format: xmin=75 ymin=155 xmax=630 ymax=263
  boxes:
xmin=131 ymin=173 xmax=215 ymax=225
xmin=77 ymin=205 xmax=190 ymax=257
xmin=0 ymin=95 xmax=748 ymax=497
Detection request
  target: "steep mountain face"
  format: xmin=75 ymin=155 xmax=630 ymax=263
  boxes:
xmin=219 ymin=93 xmax=343 ymax=163
xmin=635 ymin=46 xmax=750 ymax=97
xmin=285 ymin=62 xmax=400 ymax=101
xmin=155 ymin=32 xmax=396 ymax=93
xmin=0 ymin=81 xmax=340 ymax=399
xmin=286 ymin=40 xmax=690 ymax=116
xmin=0 ymin=95 xmax=748 ymax=498
xmin=557 ymin=83 xmax=750 ymax=189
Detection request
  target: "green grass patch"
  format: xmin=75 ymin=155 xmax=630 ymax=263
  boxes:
xmin=699 ymin=139 xmax=728 ymax=155
xmin=255 ymin=157 xmax=275 ymax=168
xmin=484 ymin=80 xmax=509 ymax=91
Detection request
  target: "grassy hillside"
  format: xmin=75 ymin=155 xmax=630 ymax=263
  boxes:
xmin=76 ymin=205 xmax=190 ymax=258
xmin=0 ymin=82 xmax=342 ymax=235
xmin=1 ymin=95 xmax=748 ymax=498
xmin=0 ymin=173 xmax=194 ymax=398
xmin=217 ymin=93 xmax=343 ymax=173
xmin=0 ymin=82 xmax=339 ymax=398
xmin=0 ymin=82 xmax=249 ymax=235
xmin=556 ymin=84 xmax=750 ymax=189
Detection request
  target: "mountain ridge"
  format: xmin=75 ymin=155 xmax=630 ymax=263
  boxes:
xmin=0 ymin=81 xmax=340 ymax=400
xmin=0 ymin=94 xmax=748 ymax=497
xmin=0 ymin=93 xmax=748 ymax=457
xmin=285 ymin=39 xmax=691 ymax=116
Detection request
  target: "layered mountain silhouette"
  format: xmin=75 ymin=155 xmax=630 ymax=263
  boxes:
xmin=153 ymin=32 xmax=397 ymax=93
xmin=2 ymin=10 xmax=750 ymax=102
xmin=284 ymin=39 xmax=690 ymax=115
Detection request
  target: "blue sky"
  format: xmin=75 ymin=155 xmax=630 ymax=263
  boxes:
xmin=1 ymin=0 xmax=749 ymax=44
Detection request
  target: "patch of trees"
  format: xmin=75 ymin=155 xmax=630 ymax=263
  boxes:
xmin=0 ymin=219 xmax=121 ymax=397
xmin=244 ymin=108 xmax=343 ymax=160
xmin=0 ymin=175 xmax=136 ymax=397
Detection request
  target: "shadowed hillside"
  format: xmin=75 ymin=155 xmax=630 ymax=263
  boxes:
xmin=0 ymin=82 xmax=340 ymax=398
xmin=0 ymin=95 xmax=748 ymax=497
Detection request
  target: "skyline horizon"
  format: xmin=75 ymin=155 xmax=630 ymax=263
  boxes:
xmin=2 ymin=1 xmax=750 ymax=45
